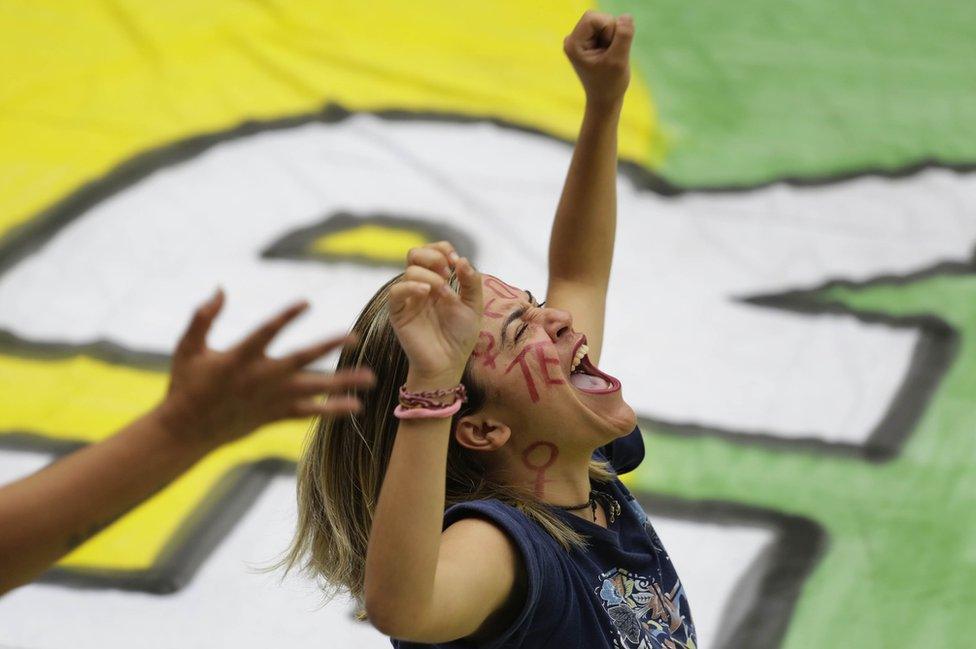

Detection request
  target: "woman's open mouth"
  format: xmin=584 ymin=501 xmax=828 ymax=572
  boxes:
xmin=568 ymin=337 xmax=621 ymax=395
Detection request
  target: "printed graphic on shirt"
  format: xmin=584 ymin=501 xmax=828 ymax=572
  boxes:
xmin=597 ymin=567 xmax=697 ymax=649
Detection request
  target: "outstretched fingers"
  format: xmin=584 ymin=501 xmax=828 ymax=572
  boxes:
xmin=288 ymin=395 xmax=363 ymax=418
xmin=234 ymin=300 xmax=310 ymax=358
xmin=175 ymin=288 xmax=225 ymax=357
xmin=287 ymin=368 xmax=376 ymax=397
xmin=283 ymin=332 xmax=359 ymax=369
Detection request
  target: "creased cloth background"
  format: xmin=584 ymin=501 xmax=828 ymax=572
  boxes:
xmin=0 ymin=2 xmax=974 ymax=648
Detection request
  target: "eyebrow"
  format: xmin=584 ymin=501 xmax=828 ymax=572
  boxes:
xmin=500 ymin=290 xmax=536 ymax=347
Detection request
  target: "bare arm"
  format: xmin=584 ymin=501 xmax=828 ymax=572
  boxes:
xmin=547 ymin=99 xmax=622 ymax=366
xmin=0 ymin=290 xmax=373 ymax=595
xmin=364 ymin=244 xmax=521 ymax=643
xmin=365 ymin=412 xmax=522 ymax=643
xmin=546 ymin=11 xmax=634 ymax=366
xmin=0 ymin=404 xmax=209 ymax=594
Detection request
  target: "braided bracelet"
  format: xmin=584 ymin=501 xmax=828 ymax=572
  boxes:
xmin=394 ymin=383 xmax=467 ymax=420
xmin=398 ymin=384 xmax=467 ymax=408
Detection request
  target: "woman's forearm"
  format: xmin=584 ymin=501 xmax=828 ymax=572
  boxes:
xmin=548 ymin=99 xmax=623 ymax=287
xmin=0 ymin=401 xmax=209 ymax=594
xmin=363 ymin=374 xmax=455 ymax=632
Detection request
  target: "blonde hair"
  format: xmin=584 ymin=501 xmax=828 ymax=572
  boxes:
xmin=281 ymin=272 xmax=614 ymax=606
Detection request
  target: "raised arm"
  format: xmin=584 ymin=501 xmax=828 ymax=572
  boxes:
xmin=363 ymin=243 xmax=523 ymax=644
xmin=546 ymin=11 xmax=634 ymax=366
xmin=0 ymin=290 xmax=373 ymax=595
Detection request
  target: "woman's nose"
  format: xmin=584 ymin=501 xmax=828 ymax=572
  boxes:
xmin=538 ymin=307 xmax=573 ymax=341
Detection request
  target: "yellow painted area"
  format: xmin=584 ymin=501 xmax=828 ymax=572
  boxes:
xmin=0 ymin=0 xmax=659 ymax=242
xmin=66 ymin=421 xmax=305 ymax=569
xmin=0 ymin=354 xmax=304 ymax=569
xmin=312 ymin=225 xmax=428 ymax=263
xmin=0 ymin=355 xmax=162 ymax=443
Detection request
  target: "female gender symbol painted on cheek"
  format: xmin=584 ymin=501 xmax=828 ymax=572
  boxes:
xmin=521 ymin=441 xmax=559 ymax=497
xmin=472 ymin=330 xmax=498 ymax=369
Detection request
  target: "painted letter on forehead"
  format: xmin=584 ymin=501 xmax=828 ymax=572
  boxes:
xmin=483 ymin=298 xmax=503 ymax=319
xmin=484 ymin=275 xmax=522 ymax=300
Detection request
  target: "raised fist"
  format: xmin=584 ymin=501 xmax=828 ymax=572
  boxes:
xmin=563 ymin=11 xmax=634 ymax=107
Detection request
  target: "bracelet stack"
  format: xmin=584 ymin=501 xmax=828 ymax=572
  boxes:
xmin=393 ymin=384 xmax=468 ymax=420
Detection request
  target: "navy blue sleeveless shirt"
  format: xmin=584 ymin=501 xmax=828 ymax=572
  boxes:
xmin=391 ymin=427 xmax=697 ymax=649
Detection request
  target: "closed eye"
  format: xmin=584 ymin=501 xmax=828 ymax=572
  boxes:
xmin=513 ymin=298 xmax=545 ymax=345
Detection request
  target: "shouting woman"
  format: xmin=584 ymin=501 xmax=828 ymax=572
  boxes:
xmin=286 ymin=11 xmax=697 ymax=649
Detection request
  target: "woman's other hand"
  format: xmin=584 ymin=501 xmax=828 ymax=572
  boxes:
xmin=159 ymin=289 xmax=375 ymax=450
xmin=388 ymin=242 xmax=483 ymax=387
xmin=563 ymin=11 xmax=634 ymax=109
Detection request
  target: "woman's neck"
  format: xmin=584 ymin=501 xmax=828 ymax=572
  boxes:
xmin=497 ymin=439 xmax=595 ymax=507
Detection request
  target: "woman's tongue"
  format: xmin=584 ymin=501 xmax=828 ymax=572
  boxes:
xmin=570 ymin=372 xmax=611 ymax=391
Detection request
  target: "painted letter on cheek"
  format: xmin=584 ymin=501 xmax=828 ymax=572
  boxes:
xmin=504 ymin=342 xmax=563 ymax=402
xmin=534 ymin=345 xmax=565 ymax=387
xmin=521 ymin=441 xmax=559 ymax=498
xmin=472 ymin=331 xmax=498 ymax=370
xmin=505 ymin=345 xmax=539 ymax=402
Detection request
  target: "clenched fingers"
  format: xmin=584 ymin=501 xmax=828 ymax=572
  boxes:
xmin=407 ymin=245 xmax=454 ymax=279
xmin=403 ymin=264 xmax=451 ymax=294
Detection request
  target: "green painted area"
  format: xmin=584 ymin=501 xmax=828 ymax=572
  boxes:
xmin=602 ymin=0 xmax=976 ymax=187
xmin=631 ymin=271 xmax=976 ymax=647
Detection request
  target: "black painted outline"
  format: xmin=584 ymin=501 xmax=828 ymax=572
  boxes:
xmin=0 ymin=104 xmax=970 ymax=593
xmin=638 ymin=493 xmax=827 ymax=649
xmin=262 ymin=211 xmax=477 ymax=269
xmin=642 ymin=304 xmax=960 ymax=462
xmin=638 ymin=253 xmax=976 ymax=462
xmin=707 ymin=255 xmax=971 ymax=462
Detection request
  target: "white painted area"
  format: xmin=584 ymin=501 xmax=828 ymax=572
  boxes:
xmin=1 ymin=117 xmax=973 ymax=444
xmin=0 ymin=449 xmax=52 ymax=484
xmin=0 ymin=476 xmax=390 ymax=649
xmin=650 ymin=516 xmax=775 ymax=649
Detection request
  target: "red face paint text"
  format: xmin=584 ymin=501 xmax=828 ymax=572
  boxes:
xmin=504 ymin=342 xmax=564 ymax=402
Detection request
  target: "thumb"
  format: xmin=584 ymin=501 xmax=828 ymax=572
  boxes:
xmin=455 ymin=257 xmax=483 ymax=314
xmin=607 ymin=14 xmax=634 ymax=60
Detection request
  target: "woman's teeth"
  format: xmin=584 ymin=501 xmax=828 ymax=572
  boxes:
xmin=570 ymin=343 xmax=589 ymax=373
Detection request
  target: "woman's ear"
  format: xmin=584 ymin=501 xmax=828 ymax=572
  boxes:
xmin=454 ymin=417 xmax=511 ymax=452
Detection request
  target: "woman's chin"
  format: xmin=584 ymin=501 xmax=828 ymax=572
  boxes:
xmin=579 ymin=398 xmax=636 ymax=443
xmin=582 ymin=390 xmax=635 ymax=433
xmin=609 ymin=403 xmax=637 ymax=437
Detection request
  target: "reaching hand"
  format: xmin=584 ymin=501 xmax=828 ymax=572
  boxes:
xmin=563 ymin=11 xmax=635 ymax=107
xmin=387 ymin=242 xmax=483 ymax=386
xmin=161 ymin=289 xmax=375 ymax=449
